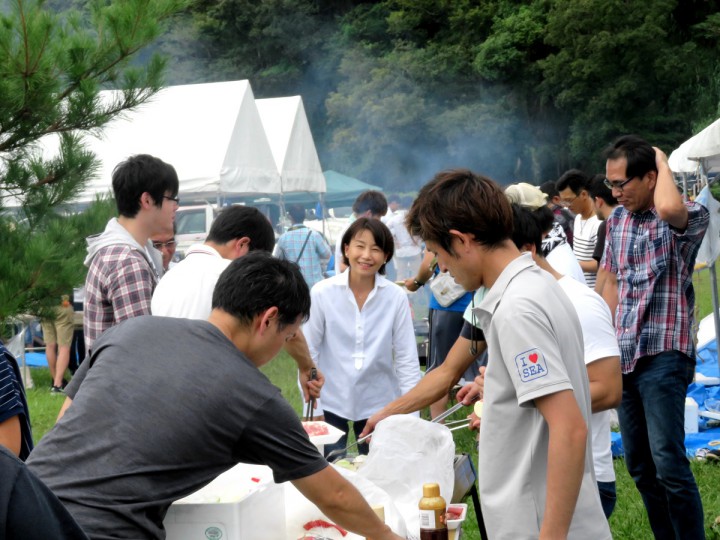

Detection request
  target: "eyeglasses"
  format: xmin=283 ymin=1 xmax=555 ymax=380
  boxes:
xmin=163 ymin=195 xmax=180 ymax=205
xmin=604 ymin=176 xmax=638 ymax=192
xmin=559 ymin=195 xmax=578 ymax=207
xmin=152 ymin=240 xmax=176 ymax=250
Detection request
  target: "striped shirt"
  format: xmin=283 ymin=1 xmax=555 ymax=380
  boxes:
xmin=601 ymin=203 xmax=709 ymax=373
xmin=0 ymin=344 xmax=32 ymax=460
xmin=572 ymin=214 xmax=600 ymax=287
xmin=84 ymin=245 xmax=157 ymax=353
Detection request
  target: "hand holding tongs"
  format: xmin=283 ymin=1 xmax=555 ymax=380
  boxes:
xmin=304 ymin=367 xmax=318 ymax=421
xmin=431 ymin=394 xmax=479 ymax=424
xmin=326 ymin=432 xmax=372 ymax=463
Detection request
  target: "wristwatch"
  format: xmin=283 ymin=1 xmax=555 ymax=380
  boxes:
xmin=413 ymin=279 xmax=425 ymax=288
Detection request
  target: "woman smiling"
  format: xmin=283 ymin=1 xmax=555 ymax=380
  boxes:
xmin=303 ymin=218 xmax=422 ymax=457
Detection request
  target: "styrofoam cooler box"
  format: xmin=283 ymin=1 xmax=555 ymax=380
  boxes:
xmin=163 ymin=463 xmax=285 ymax=540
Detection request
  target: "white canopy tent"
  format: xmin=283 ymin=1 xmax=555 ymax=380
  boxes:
xmin=75 ymin=80 xmax=279 ymax=202
xmin=669 ymin=138 xmax=700 ymax=175
xmin=685 ymin=117 xmax=720 ymax=175
xmin=255 ymin=96 xmax=325 ymax=194
xmin=30 ymin=80 xmax=328 ymax=204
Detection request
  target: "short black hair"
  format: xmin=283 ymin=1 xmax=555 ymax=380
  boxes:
xmin=539 ymin=180 xmax=559 ymax=199
xmin=341 ymin=217 xmax=394 ymax=275
xmin=352 ymin=190 xmax=388 ymax=217
xmin=510 ymin=203 xmax=543 ymax=254
xmin=287 ymin=204 xmax=306 ymax=225
xmin=588 ymin=174 xmax=618 ymax=206
xmin=556 ymin=169 xmax=589 ymax=196
xmin=207 ymin=206 xmax=275 ymax=253
xmin=603 ymin=134 xmax=657 ymax=180
xmin=212 ymin=251 xmax=310 ymax=329
xmin=112 ymin=154 xmax=179 ymax=218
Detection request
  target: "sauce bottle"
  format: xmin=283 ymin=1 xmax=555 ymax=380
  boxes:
xmin=419 ymin=483 xmax=448 ymax=540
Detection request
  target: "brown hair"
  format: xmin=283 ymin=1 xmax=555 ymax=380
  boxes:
xmin=406 ymin=169 xmax=512 ymax=255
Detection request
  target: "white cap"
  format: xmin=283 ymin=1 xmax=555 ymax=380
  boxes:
xmin=505 ymin=182 xmax=548 ymax=211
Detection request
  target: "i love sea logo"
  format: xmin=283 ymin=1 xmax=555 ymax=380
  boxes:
xmin=514 ymin=347 xmax=548 ymax=383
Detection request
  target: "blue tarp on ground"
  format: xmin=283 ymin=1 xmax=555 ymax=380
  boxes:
xmin=612 ymin=339 xmax=720 ymax=459
xmin=23 ymin=352 xmax=48 ymax=368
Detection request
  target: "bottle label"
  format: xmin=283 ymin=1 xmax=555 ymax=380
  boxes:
xmin=419 ymin=509 xmax=436 ymax=529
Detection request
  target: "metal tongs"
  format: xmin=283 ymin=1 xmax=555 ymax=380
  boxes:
xmin=304 ymin=367 xmax=317 ymax=421
xmin=325 ymin=432 xmax=372 ymax=463
xmin=430 ymin=394 xmax=479 ymax=424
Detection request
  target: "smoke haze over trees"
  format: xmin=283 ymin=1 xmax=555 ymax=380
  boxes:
xmin=158 ymin=0 xmax=720 ymax=190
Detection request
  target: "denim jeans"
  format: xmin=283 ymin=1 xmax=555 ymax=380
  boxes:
xmin=618 ymin=350 xmax=705 ymax=539
xmin=597 ymin=481 xmax=616 ymax=519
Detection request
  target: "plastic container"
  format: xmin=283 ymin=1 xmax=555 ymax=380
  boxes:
xmin=685 ymin=397 xmax=699 ymax=434
xmin=302 ymin=421 xmax=344 ymax=454
xmin=446 ymin=503 xmax=467 ymax=530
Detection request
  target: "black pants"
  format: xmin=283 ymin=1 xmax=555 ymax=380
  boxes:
xmin=322 ymin=410 xmax=369 ymax=458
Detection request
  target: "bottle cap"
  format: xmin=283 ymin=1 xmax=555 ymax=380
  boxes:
xmin=422 ymin=483 xmax=440 ymax=498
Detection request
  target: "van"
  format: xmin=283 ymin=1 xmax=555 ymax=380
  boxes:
xmin=174 ymin=204 xmax=217 ymax=257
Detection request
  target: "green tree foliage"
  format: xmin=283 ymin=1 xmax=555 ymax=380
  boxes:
xmin=539 ymin=0 xmax=720 ymax=169
xmin=0 ymin=0 xmax=186 ymax=322
xmin=193 ymin=0 xmax=720 ymax=188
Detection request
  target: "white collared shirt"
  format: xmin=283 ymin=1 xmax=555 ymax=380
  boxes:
xmin=304 ymin=271 xmax=421 ymax=420
xmin=151 ymin=244 xmax=230 ymax=320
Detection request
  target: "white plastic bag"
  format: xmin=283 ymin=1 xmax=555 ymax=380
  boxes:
xmin=429 ymin=271 xmax=466 ymax=307
xmin=359 ymin=415 xmax=455 ymax=539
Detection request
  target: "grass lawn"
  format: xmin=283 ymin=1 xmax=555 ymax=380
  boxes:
xmin=23 ymin=264 xmax=720 ymax=538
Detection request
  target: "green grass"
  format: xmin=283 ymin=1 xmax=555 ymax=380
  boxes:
xmin=23 ymin=269 xmax=720 ymax=538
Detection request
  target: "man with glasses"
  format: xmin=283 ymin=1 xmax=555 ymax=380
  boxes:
xmin=556 ymin=169 xmax=601 ymax=287
xmin=151 ymin=224 xmax=177 ymax=273
xmin=82 ymin=154 xmax=179 ymax=359
xmin=599 ymin=135 xmax=708 ymax=539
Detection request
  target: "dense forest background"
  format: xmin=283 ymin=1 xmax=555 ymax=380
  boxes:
xmin=13 ymin=0 xmax=714 ymax=191
xmin=142 ymin=0 xmax=720 ymax=191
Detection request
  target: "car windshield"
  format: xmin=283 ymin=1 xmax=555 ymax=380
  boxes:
xmin=176 ymin=209 xmax=207 ymax=235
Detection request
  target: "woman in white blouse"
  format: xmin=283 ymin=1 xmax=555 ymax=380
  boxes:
xmin=304 ymin=218 xmax=421 ymax=456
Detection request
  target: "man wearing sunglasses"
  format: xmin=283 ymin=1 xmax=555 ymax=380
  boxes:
xmin=599 ymin=135 xmax=709 ymax=539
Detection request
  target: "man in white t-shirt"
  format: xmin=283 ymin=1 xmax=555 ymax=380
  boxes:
xmin=151 ymin=205 xmax=323 ymax=405
xmin=557 ymin=169 xmax=601 ymax=287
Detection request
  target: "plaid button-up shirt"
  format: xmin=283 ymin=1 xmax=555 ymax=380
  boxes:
xmin=274 ymin=225 xmax=331 ymax=289
xmin=601 ymin=202 xmax=709 ymax=373
xmin=83 ymin=245 xmax=158 ymax=353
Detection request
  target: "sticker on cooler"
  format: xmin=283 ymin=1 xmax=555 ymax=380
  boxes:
xmin=514 ymin=347 xmax=548 ymax=382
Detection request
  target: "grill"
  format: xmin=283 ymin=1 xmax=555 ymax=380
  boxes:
xmin=452 ymin=453 xmax=488 ymax=540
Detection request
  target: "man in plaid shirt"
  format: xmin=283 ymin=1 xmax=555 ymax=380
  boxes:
xmin=600 ymin=135 xmax=709 ymax=539
xmin=82 ymin=155 xmax=179 ymax=357
xmin=274 ymin=204 xmax=331 ymax=289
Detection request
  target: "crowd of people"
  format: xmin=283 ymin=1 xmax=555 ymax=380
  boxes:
xmin=0 ymin=134 xmax=711 ymax=539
